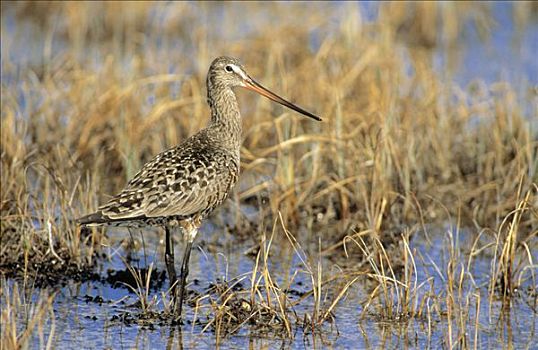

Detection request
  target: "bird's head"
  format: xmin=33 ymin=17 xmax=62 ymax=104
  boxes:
xmin=207 ymin=56 xmax=322 ymax=121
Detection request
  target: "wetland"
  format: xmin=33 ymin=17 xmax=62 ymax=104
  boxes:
xmin=1 ymin=2 xmax=537 ymax=349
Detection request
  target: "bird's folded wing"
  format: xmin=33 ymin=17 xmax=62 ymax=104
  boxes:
xmin=99 ymin=152 xmax=238 ymax=220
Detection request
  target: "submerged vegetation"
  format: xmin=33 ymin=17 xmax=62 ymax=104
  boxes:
xmin=1 ymin=2 xmax=536 ymax=349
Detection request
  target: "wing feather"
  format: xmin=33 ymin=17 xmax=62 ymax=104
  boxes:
xmin=98 ymin=134 xmax=238 ymax=221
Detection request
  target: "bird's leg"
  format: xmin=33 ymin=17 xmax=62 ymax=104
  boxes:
xmin=164 ymin=225 xmax=178 ymax=304
xmin=174 ymin=217 xmax=200 ymax=320
xmin=175 ymin=240 xmax=193 ymax=319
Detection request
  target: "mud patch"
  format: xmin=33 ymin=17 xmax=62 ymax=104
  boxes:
xmin=0 ymin=259 xmax=100 ymax=288
xmin=105 ymin=267 xmax=167 ymax=291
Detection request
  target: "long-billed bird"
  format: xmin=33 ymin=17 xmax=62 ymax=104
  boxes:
xmin=78 ymin=56 xmax=321 ymax=321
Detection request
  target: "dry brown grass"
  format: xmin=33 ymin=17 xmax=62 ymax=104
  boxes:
xmin=0 ymin=279 xmax=56 ymax=350
xmin=1 ymin=1 xmax=537 ymax=347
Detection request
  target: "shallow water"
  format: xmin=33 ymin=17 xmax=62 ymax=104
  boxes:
xmin=19 ymin=225 xmax=536 ymax=349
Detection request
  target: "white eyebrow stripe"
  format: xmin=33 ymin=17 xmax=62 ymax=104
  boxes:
xmin=231 ymin=64 xmax=248 ymax=80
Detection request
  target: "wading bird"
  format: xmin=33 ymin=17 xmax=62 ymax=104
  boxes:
xmin=78 ymin=56 xmax=321 ymax=321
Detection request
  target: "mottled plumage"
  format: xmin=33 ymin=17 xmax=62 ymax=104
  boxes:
xmin=79 ymin=130 xmax=239 ymax=226
xmin=78 ymin=56 xmax=321 ymax=321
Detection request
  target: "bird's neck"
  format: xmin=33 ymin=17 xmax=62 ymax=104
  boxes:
xmin=207 ymin=87 xmax=242 ymax=151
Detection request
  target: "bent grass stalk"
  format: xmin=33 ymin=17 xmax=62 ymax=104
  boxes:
xmin=0 ymin=280 xmax=56 ymax=350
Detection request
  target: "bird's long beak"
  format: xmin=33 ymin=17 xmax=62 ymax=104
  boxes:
xmin=243 ymin=77 xmax=322 ymax=121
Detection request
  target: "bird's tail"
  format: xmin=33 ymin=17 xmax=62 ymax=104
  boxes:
xmin=77 ymin=211 xmax=108 ymax=226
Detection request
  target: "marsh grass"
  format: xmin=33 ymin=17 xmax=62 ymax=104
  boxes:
xmin=346 ymin=191 xmax=537 ymax=348
xmin=1 ymin=1 xmax=537 ymax=347
xmin=0 ymin=279 xmax=56 ymax=350
xmin=194 ymin=220 xmax=297 ymax=339
xmin=108 ymin=260 xmax=179 ymax=328
xmin=188 ymin=214 xmax=349 ymax=342
xmin=490 ymin=184 xmax=537 ymax=301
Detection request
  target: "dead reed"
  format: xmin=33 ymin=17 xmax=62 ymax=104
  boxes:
xmin=0 ymin=279 xmax=56 ymax=350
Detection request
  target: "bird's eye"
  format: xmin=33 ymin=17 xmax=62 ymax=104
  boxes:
xmin=225 ymin=65 xmax=233 ymax=72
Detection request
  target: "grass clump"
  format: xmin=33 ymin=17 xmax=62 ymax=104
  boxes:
xmin=0 ymin=280 xmax=56 ymax=350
